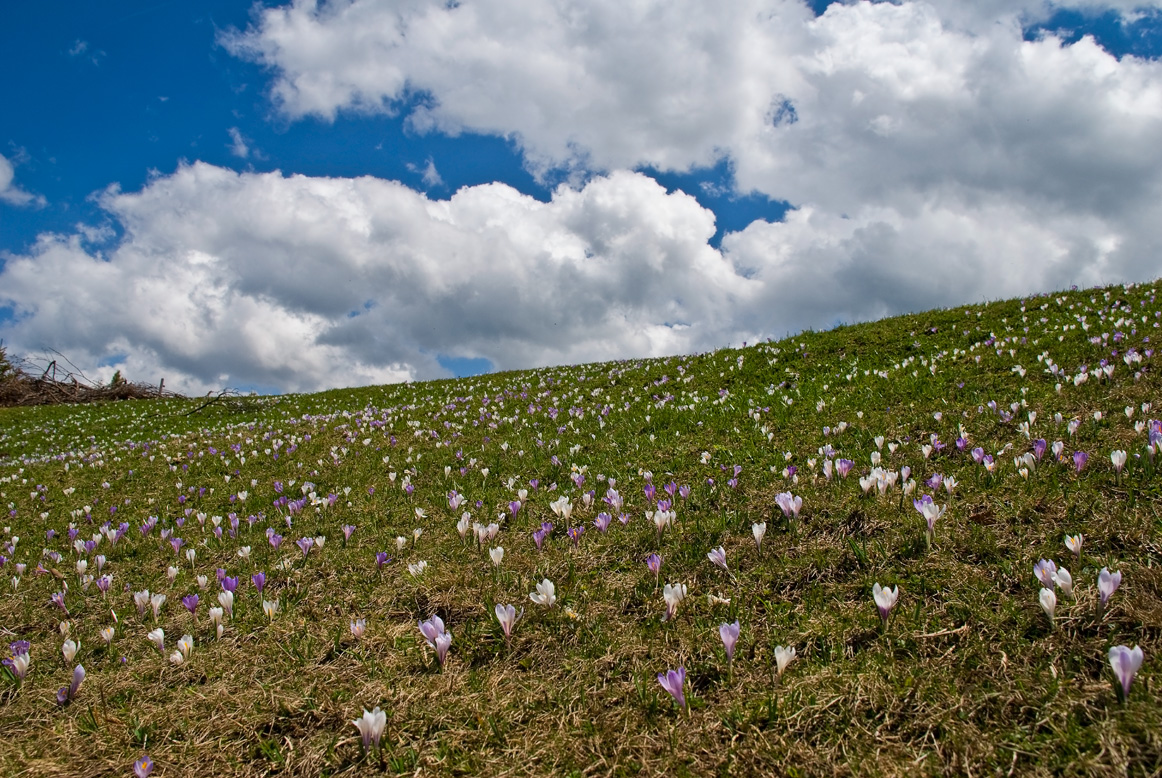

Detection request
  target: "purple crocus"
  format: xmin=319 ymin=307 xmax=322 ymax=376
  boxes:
xmin=374 ymin=552 xmax=390 ymax=571
xmin=657 ymin=667 xmax=687 ymax=711
xmin=56 ymin=665 xmax=85 ymax=706
xmin=1032 ymin=439 xmax=1047 ymax=461
xmin=567 ymin=526 xmax=585 ymax=546
xmin=1109 ymin=645 xmax=1145 ymax=701
xmin=221 ymin=576 xmax=238 ymax=594
xmin=182 ymin=594 xmax=199 ymax=615
xmin=836 ymin=459 xmax=854 ymax=479
xmin=1073 ymin=451 xmax=1089 ymax=473
xmin=252 ymin=572 xmax=266 ymax=592
xmin=720 ymin=621 xmax=740 ymax=664
xmin=133 ymin=756 xmax=154 ymax=778
xmin=646 ymin=553 xmax=662 ymax=585
xmin=342 ymin=524 xmax=356 ymax=542
xmin=268 ymin=533 xmax=283 ymax=550
xmin=296 ymin=537 xmax=314 ymax=557
xmin=594 ymin=512 xmax=612 ymax=532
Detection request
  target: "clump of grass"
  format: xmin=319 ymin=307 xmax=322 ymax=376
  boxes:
xmin=0 ymin=280 xmax=1159 ymax=776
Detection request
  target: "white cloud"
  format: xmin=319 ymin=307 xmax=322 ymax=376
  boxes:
xmin=220 ymin=0 xmax=1162 ymax=305
xmin=407 ymin=157 xmax=444 ymax=188
xmin=227 ymin=127 xmax=251 ymax=159
xmin=1 ymin=161 xmax=1152 ymax=395
xmin=0 ymin=164 xmax=747 ymax=393
xmin=0 ymin=153 xmax=44 ymax=207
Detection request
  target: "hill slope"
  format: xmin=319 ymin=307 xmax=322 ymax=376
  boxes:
xmin=0 ymin=280 xmax=1159 ymax=776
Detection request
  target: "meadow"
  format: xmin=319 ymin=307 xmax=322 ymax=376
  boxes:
xmin=0 ymin=280 xmax=1159 ymax=777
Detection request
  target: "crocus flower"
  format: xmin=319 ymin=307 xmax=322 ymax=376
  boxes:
xmin=209 ymin=607 xmax=224 ymax=639
xmin=182 ymin=594 xmax=199 ymax=615
xmin=374 ymin=552 xmax=390 ymax=571
xmin=296 ymin=537 xmax=314 ymax=557
xmin=662 ymin=583 xmax=687 ymax=622
xmin=1064 ymin=534 xmax=1084 ymax=560
xmin=594 ymin=512 xmax=612 ymax=532
xmin=1053 ymin=567 xmax=1074 ymax=599
xmin=150 ymin=593 xmax=166 ymax=621
xmin=147 ymin=628 xmax=165 ymax=653
xmin=418 ymin=616 xmax=452 ymax=666
xmin=351 ymin=618 xmax=367 ymax=640
xmin=530 ymin=579 xmax=556 ymax=607
xmin=775 ymin=492 xmax=803 ymax=519
xmin=913 ymin=494 xmax=946 ymax=547
xmin=4 ymin=647 xmax=30 ymax=683
xmin=342 ymin=524 xmax=356 ymax=542
xmin=567 ymin=526 xmax=585 ymax=546
xmin=1073 ymin=451 xmax=1089 ymax=473
xmin=1111 ymin=450 xmax=1128 ymax=474
xmin=872 ymin=583 xmax=898 ymax=625
xmin=489 ymin=547 xmax=504 ymax=567
xmin=1039 ymin=587 xmax=1057 ymax=625
xmin=752 ymin=522 xmax=766 ymax=551
xmin=1108 ymin=645 xmax=1145 ymax=701
xmin=221 ymin=576 xmax=238 ymax=594
xmin=62 ymin=639 xmax=79 ymax=664
xmin=408 ymin=560 xmax=428 ymax=577
xmin=352 ymin=706 xmax=387 ymax=751
xmin=719 ymin=621 xmax=740 ymax=664
xmin=252 ymin=572 xmax=266 ymax=592
xmin=774 ymin=645 xmax=797 ymax=678
xmin=56 ymin=664 xmax=84 ymax=705
xmin=133 ymin=755 xmax=154 ymax=778
xmin=646 ymin=553 xmax=662 ymax=585
xmin=494 ymin=603 xmax=522 ymax=641
xmin=100 ymin=626 xmax=115 ymax=645
xmin=1034 ymin=559 xmax=1057 ymax=588
xmin=657 ymin=667 xmax=687 ymax=711
xmin=218 ymin=590 xmax=234 ymax=618
xmin=707 ymin=546 xmax=728 ymax=572
xmin=1098 ymin=568 xmax=1122 ymax=609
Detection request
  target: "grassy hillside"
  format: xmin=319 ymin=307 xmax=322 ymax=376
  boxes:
xmin=0 ymin=280 xmax=1159 ymax=777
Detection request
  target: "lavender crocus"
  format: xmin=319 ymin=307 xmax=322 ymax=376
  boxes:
xmin=1108 ymin=645 xmax=1144 ymax=701
xmin=296 ymin=537 xmax=314 ymax=557
xmin=719 ymin=621 xmax=740 ymax=665
xmin=657 ymin=667 xmax=687 ymax=711
xmin=646 ymin=553 xmax=662 ymax=585
xmin=252 ymin=571 xmax=266 ymax=592
xmin=342 ymin=524 xmax=356 ymax=542
xmin=872 ymin=583 xmax=898 ymax=625
xmin=133 ymin=755 xmax=154 ymax=778
xmin=1098 ymin=567 xmax=1122 ymax=612
xmin=374 ymin=552 xmax=390 ymax=571
xmin=56 ymin=664 xmax=84 ymax=706
xmin=1073 ymin=451 xmax=1089 ymax=473
xmin=181 ymin=594 xmax=199 ymax=615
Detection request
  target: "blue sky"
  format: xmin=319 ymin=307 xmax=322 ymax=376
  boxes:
xmin=3 ymin=1 xmax=1162 ymax=392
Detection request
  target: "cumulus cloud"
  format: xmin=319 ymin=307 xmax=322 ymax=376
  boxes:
xmin=0 ymin=161 xmax=1150 ymax=394
xmin=0 ymin=153 xmax=45 ymax=207
xmin=0 ymin=164 xmax=748 ymax=393
xmin=217 ymin=0 xmax=1162 ymax=325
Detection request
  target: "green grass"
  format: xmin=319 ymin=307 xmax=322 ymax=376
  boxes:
xmin=0 ymin=280 xmax=1160 ymax=776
